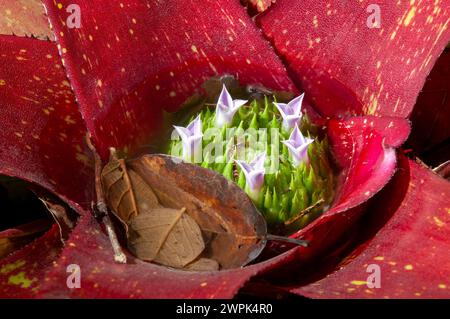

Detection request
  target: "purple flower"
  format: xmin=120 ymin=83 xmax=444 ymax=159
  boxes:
xmin=173 ymin=115 xmax=203 ymax=162
xmin=282 ymin=123 xmax=314 ymax=166
xmin=236 ymin=152 xmax=266 ymax=201
xmin=215 ymin=84 xmax=247 ymax=128
xmin=274 ymin=93 xmax=305 ymax=131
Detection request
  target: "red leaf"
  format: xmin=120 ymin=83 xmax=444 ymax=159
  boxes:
xmin=0 ymin=35 xmax=93 ymax=207
xmin=266 ymin=116 xmax=409 ymax=266
xmin=257 ymin=0 xmax=450 ymax=118
xmin=42 ymin=0 xmax=297 ymax=159
xmin=293 ymin=158 xmax=450 ymax=298
xmin=408 ymin=50 xmax=450 ymax=166
xmin=38 ymin=213 xmax=300 ymax=298
xmin=0 ymin=225 xmax=62 ymax=298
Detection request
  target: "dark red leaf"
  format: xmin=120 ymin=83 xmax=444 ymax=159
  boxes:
xmin=0 ymin=225 xmax=62 ymax=298
xmin=408 ymin=50 xmax=450 ymax=167
xmin=0 ymin=35 xmax=92 ymax=208
xmin=257 ymin=0 xmax=450 ymax=118
xmin=42 ymin=0 xmax=297 ymax=159
xmin=266 ymin=116 xmax=408 ymax=267
xmin=38 ymin=213 xmax=299 ymax=298
xmin=293 ymin=158 xmax=450 ymax=298
xmin=324 ymin=117 xmax=406 ymax=213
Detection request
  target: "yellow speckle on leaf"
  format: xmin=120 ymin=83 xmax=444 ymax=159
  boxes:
xmin=313 ymin=15 xmax=318 ymax=28
xmin=350 ymin=280 xmax=367 ymax=286
xmin=390 ymin=31 xmax=397 ymax=40
xmin=200 ymin=282 xmax=207 ymax=287
xmin=8 ymin=272 xmax=37 ymax=289
xmin=191 ymin=45 xmax=198 ymax=53
xmin=64 ymin=115 xmax=76 ymax=125
xmin=404 ymin=6 xmax=416 ymax=26
xmin=433 ymin=216 xmax=444 ymax=227
xmin=0 ymin=79 xmax=6 ymax=86
xmin=404 ymin=264 xmax=413 ymax=270
xmin=388 ymin=261 xmax=397 ymax=266
xmin=0 ymin=260 xmax=26 ymax=274
xmin=374 ymin=256 xmax=384 ymax=261
xmin=57 ymin=3 xmax=63 ymax=9
xmin=438 ymin=284 xmax=447 ymax=289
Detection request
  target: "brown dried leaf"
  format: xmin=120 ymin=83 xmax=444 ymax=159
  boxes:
xmin=242 ymin=0 xmax=276 ymax=13
xmin=101 ymin=156 xmax=136 ymax=222
xmin=128 ymin=207 xmax=205 ymax=268
xmin=101 ymin=155 xmax=159 ymax=223
xmin=184 ymin=258 xmax=220 ymax=272
xmin=38 ymin=197 xmax=76 ymax=241
xmin=128 ymin=154 xmax=267 ymax=269
xmin=101 ymin=153 xmax=207 ymax=269
xmin=0 ymin=0 xmax=54 ymax=40
xmin=152 ymin=208 xmax=205 ymax=268
xmin=128 ymin=169 xmax=161 ymax=212
xmin=101 ymin=152 xmax=267 ymax=270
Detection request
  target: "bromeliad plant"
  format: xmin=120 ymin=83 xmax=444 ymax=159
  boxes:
xmin=0 ymin=0 xmax=449 ymax=299
xmin=168 ymin=85 xmax=335 ymax=231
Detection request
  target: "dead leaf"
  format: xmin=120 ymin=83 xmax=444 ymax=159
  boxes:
xmin=184 ymin=258 xmax=220 ymax=272
xmin=101 ymin=152 xmax=208 ymax=269
xmin=101 ymin=153 xmax=162 ymax=225
xmin=38 ymin=196 xmax=76 ymax=241
xmin=128 ymin=154 xmax=268 ymax=269
xmin=242 ymin=0 xmax=276 ymax=13
xmin=0 ymin=0 xmax=54 ymax=40
xmin=128 ymin=207 xmax=205 ymax=268
xmin=99 ymin=151 xmax=268 ymax=270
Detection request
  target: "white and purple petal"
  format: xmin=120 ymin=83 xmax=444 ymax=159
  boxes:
xmin=215 ymin=85 xmax=247 ymax=128
xmin=274 ymin=93 xmax=305 ymax=131
xmin=282 ymin=124 xmax=314 ymax=166
xmin=236 ymin=152 xmax=266 ymax=201
xmin=173 ymin=115 xmax=203 ymax=162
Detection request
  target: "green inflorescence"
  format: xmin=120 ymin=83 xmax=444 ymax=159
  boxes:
xmin=167 ymin=96 xmax=335 ymax=233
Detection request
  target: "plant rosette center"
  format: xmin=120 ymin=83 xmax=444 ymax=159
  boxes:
xmin=167 ymin=82 xmax=336 ymax=235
